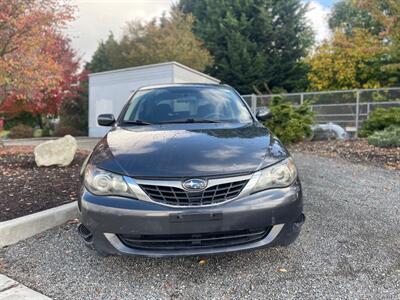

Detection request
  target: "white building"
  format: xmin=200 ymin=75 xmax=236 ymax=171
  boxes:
xmin=88 ymin=61 xmax=220 ymax=137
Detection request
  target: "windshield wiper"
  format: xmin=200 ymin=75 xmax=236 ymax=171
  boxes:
xmin=157 ymin=118 xmax=221 ymax=124
xmin=122 ymin=120 xmax=153 ymax=125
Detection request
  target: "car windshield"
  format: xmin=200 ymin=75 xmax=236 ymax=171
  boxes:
xmin=121 ymin=86 xmax=253 ymax=124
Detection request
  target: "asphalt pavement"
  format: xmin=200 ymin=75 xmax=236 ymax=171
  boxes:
xmin=1 ymin=153 xmax=399 ymax=299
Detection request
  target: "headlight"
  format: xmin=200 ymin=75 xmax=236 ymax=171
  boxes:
xmin=84 ymin=164 xmax=136 ymax=197
xmin=251 ymin=158 xmax=297 ymax=193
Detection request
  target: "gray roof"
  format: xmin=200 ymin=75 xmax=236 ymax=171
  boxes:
xmin=137 ymin=83 xmax=229 ymax=91
xmin=88 ymin=61 xmax=220 ymax=83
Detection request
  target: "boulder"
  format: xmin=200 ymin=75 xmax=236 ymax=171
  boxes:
xmin=34 ymin=135 xmax=77 ymax=167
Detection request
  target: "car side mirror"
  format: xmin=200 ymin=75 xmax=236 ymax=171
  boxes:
xmin=97 ymin=114 xmax=115 ymax=126
xmin=256 ymin=107 xmax=272 ymax=121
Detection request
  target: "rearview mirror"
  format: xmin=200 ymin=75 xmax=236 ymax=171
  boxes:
xmin=256 ymin=107 xmax=272 ymax=121
xmin=97 ymin=114 xmax=115 ymax=126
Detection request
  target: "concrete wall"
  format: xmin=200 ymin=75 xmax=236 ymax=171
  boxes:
xmin=88 ymin=62 xmax=220 ymax=137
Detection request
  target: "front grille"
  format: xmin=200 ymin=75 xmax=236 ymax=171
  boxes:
xmin=139 ymin=180 xmax=248 ymax=206
xmin=118 ymin=228 xmax=271 ymax=250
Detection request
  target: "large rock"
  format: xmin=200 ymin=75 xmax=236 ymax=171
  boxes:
xmin=34 ymin=135 xmax=77 ymax=167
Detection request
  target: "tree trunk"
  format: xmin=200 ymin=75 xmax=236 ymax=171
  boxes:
xmin=37 ymin=114 xmax=44 ymax=129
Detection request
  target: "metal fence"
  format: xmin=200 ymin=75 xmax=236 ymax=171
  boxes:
xmin=242 ymin=87 xmax=400 ymax=137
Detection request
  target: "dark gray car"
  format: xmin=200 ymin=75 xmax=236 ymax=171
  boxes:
xmin=78 ymin=84 xmax=305 ymax=257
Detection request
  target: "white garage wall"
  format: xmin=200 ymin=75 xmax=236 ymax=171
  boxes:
xmin=172 ymin=63 xmax=221 ymax=84
xmin=89 ymin=62 xmax=220 ymax=137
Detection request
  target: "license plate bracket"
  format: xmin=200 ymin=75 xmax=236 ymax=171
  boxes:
xmin=169 ymin=212 xmax=223 ymax=223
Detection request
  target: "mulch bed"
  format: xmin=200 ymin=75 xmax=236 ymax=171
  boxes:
xmin=289 ymin=139 xmax=400 ymax=171
xmin=0 ymin=146 xmax=89 ymax=222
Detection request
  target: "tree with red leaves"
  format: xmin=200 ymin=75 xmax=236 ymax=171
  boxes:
xmin=1 ymin=34 xmax=81 ymax=116
xmin=0 ymin=0 xmax=76 ymax=115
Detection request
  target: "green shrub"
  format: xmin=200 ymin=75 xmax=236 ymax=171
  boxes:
xmin=33 ymin=128 xmax=52 ymax=137
xmin=58 ymin=95 xmax=88 ymax=135
xmin=41 ymin=126 xmax=52 ymax=137
xmin=33 ymin=129 xmax=43 ymax=138
xmin=8 ymin=124 xmax=34 ymax=139
xmin=360 ymin=107 xmax=400 ymax=137
xmin=368 ymin=126 xmax=400 ymax=148
xmin=265 ymin=96 xmax=314 ymax=145
xmin=0 ymin=130 xmax=9 ymax=138
xmin=3 ymin=111 xmax=36 ymax=130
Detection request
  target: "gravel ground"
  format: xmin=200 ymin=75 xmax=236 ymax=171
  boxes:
xmin=1 ymin=153 xmax=399 ymax=299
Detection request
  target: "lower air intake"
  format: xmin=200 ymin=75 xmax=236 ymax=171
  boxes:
xmin=118 ymin=228 xmax=271 ymax=250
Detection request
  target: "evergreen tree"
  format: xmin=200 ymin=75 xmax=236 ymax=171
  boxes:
xmin=180 ymin=0 xmax=314 ymax=93
xmin=85 ymin=33 xmax=121 ymax=73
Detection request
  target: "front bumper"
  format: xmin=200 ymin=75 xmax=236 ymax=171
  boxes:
xmin=78 ymin=180 xmax=304 ymax=257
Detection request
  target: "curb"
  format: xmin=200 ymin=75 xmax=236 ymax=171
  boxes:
xmin=0 ymin=202 xmax=78 ymax=248
xmin=4 ymin=137 xmax=96 ymax=142
xmin=0 ymin=274 xmax=51 ymax=299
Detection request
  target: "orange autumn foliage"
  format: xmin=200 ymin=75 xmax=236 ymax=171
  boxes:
xmin=0 ymin=0 xmax=75 ymax=113
xmin=307 ymin=29 xmax=386 ymax=91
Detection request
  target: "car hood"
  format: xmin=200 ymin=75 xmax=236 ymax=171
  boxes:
xmin=89 ymin=123 xmax=288 ymax=178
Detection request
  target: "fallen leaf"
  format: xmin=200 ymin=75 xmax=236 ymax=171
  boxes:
xmin=67 ymin=218 xmax=79 ymax=224
xmin=198 ymin=258 xmax=207 ymax=266
xmin=0 ymin=258 xmax=7 ymax=271
xmin=277 ymin=268 xmax=288 ymax=273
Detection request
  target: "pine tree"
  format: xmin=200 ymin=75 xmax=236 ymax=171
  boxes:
xmin=180 ymin=0 xmax=314 ymax=93
xmin=85 ymin=33 xmax=120 ymax=73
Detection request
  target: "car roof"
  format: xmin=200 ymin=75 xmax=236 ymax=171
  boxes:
xmin=137 ymin=83 xmax=231 ymax=91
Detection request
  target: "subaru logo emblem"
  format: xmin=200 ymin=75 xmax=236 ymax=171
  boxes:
xmin=182 ymin=178 xmax=207 ymax=191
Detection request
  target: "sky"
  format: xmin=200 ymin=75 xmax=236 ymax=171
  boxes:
xmin=67 ymin=0 xmax=335 ymax=64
